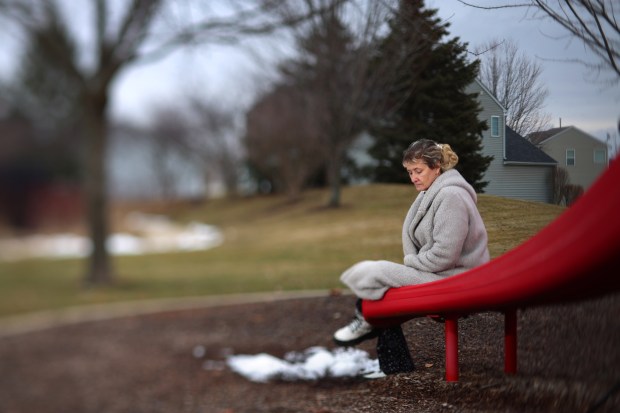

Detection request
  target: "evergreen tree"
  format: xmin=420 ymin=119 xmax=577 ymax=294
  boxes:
xmin=367 ymin=0 xmax=491 ymax=191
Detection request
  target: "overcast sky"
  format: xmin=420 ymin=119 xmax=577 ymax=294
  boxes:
xmin=107 ymin=1 xmax=619 ymax=143
xmin=1 ymin=1 xmax=618 ymax=144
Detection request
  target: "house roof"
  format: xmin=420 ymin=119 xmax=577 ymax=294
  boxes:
xmin=527 ymin=125 xmax=606 ymax=148
xmin=505 ymin=126 xmax=557 ymax=165
xmin=472 ymin=78 xmax=507 ymax=112
xmin=527 ymin=127 xmax=569 ymax=145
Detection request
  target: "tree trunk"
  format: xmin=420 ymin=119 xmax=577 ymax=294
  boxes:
xmin=83 ymin=91 xmax=114 ymax=287
xmin=327 ymin=151 xmax=342 ymax=208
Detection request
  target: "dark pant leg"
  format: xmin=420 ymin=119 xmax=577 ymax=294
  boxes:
xmin=376 ymin=325 xmax=415 ymax=375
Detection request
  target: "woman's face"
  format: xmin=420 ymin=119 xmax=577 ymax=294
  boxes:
xmin=403 ymin=159 xmax=440 ymax=191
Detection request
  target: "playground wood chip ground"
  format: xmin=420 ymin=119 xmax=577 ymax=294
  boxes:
xmin=0 ymin=292 xmax=618 ymax=413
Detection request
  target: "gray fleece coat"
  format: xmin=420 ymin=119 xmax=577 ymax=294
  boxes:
xmin=340 ymin=169 xmax=490 ymax=300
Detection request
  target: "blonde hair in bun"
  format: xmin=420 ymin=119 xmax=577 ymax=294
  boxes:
xmin=402 ymin=139 xmax=459 ymax=172
xmin=438 ymin=143 xmax=458 ymax=171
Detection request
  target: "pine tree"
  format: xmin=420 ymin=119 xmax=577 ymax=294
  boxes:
xmin=367 ymin=0 xmax=491 ymax=191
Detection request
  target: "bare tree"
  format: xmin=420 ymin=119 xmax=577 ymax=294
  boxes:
xmin=552 ymin=165 xmax=584 ymax=205
xmin=475 ymin=38 xmax=552 ymax=136
xmin=142 ymin=99 xmax=242 ymax=201
xmin=147 ymin=108 xmax=195 ymax=200
xmin=564 ymin=183 xmax=584 ymax=205
xmin=458 ymin=1 xmax=620 ymax=80
xmin=277 ymin=0 xmax=401 ymax=207
xmin=186 ymin=98 xmax=241 ymax=198
xmin=553 ymin=165 xmax=570 ymax=204
xmin=0 ymin=0 xmax=343 ymax=287
xmin=245 ymin=84 xmax=325 ymax=200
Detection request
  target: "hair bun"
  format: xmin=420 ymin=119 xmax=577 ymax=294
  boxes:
xmin=439 ymin=143 xmax=459 ymax=171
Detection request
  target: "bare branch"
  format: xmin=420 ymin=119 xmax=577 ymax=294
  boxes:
xmin=535 ymin=0 xmax=620 ymax=76
xmin=469 ymin=39 xmax=504 ymax=56
xmin=109 ymin=0 xmax=164 ymax=63
xmin=456 ymin=0 xmax=531 ymax=9
xmin=123 ymin=0 xmax=347 ymax=69
xmin=475 ymin=38 xmax=551 ymax=135
xmin=459 ymin=1 xmax=620 ymax=79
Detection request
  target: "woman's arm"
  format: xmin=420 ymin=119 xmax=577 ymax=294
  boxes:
xmin=404 ymin=189 xmax=469 ymax=273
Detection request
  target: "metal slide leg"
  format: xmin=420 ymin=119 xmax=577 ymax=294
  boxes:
xmin=504 ymin=309 xmax=517 ymax=374
xmin=445 ymin=316 xmax=459 ymax=382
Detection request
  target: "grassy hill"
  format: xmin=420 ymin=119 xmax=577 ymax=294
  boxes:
xmin=0 ymin=184 xmax=564 ymax=317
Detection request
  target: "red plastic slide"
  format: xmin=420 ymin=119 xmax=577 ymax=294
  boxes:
xmin=362 ymin=158 xmax=620 ymax=381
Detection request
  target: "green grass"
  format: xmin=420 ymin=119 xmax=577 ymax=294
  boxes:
xmin=0 ymin=184 xmax=565 ymax=318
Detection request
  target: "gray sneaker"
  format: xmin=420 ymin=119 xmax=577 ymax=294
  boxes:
xmin=333 ymin=311 xmax=378 ymax=346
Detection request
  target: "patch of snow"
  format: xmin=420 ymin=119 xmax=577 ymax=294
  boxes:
xmin=225 ymin=346 xmax=379 ymax=382
xmin=0 ymin=212 xmax=223 ymax=261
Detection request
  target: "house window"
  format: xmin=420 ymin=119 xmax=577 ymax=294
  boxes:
xmin=594 ymin=149 xmax=606 ymax=164
xmin=491 ymin=116 xmax=500 ymax=137
xmin=566 ymin=149 xmax=576 ymax=166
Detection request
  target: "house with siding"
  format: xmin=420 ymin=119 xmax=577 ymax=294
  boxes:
xmin=527 ymin=126 xmax=608 ymax=192
xmin=466 ymin=79 xmax=557 ymax=203
xmin=348 ymin=79 xmax=558 ymax=202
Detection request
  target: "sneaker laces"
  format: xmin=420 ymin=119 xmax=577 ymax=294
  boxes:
xmin=348 ymin=314 xmax=367 ymax=333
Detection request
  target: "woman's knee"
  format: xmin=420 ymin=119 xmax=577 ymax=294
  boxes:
xmin=354 ymin=260 xmax=380 ymax=272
